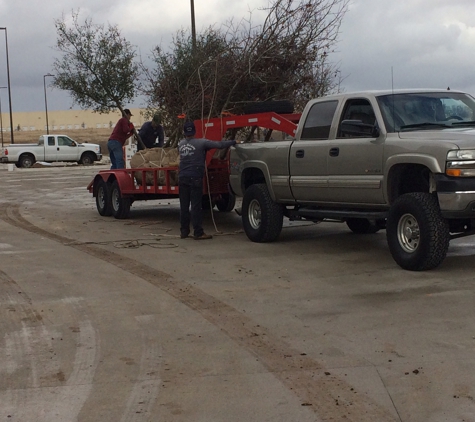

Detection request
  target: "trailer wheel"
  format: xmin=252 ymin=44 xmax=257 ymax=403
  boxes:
xmin=386 ymin=192 xmax=450 ymax=271
xmin=242 ymin=184 xmax=283 ymax=242
xmin=19 ymin=154 xmax=35 ymax=168
xmin=95 ymin=179 xmax=112 ymax=216
xmin=110 ymin=180 xmax=131 ymax=219
xmin=216 ymin=192 xmax=236 ymax=212
xmin=346 ymin=218 xmax=380 ymax=234
xmin=202 ymin=195 xmax=214 ymax=210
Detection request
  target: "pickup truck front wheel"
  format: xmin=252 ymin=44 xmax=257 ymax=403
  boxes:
xmin=242 ymin=184 xmax=283 ymax=242
xmin=110 ymin=180 xmax=131 ymax=219
xmin=79 ymin=152 xmax=95 ymax=166
xmin=386 ymin=192 xmax=450 ymax=271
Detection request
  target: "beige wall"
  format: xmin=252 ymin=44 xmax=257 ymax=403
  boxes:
xmin=0 ymin=108 xmax=147 ymax=132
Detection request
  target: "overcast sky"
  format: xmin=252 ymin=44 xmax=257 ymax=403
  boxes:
xmin=1 ymin=0 xmax=475 ymax=113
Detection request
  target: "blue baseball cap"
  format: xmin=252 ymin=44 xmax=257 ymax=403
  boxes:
xmin=184 ymin=121 xmax=196 ymax=136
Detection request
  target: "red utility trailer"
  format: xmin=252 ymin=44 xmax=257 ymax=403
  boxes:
xmin=87 ymin=111 xmax=301 ymax=219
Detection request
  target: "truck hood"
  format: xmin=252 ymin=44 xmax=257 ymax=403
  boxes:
xmin=78 ymin=142 xmax=100 ymax=147
xmin=398 ymin=127 xmax=475 ymax=149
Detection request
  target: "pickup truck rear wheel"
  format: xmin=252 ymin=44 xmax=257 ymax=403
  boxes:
xmin=386 ymin=192 xmax=450 ymax=271
xmin=79 ymin=152 xmax=95 ymax=166
xmin=110 ymin=180 xmax=131 ymax=219
xmin=95 ymin=179 xmax=112 ymax=216
xmin=242 ymin=184 xmax=283 ymax=242
xmin=19 ymin=154 xmax=35 ymax=168
xmin=346 ymin=218 xmax=380 ymax=234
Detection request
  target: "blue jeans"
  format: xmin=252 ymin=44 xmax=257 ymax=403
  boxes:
xmin=179 ymin=176 xmax=204 ymax=237
xmin=107 ymin=139 xmax=125 ymax=169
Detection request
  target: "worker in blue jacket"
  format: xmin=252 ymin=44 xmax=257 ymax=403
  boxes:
xmin=178 ymin=121 xmax=237 ymax=240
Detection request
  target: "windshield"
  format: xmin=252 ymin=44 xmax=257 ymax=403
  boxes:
xmin=376 ymin=92 xmax=475 ymax=132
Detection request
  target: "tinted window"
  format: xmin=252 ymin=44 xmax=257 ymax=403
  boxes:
xmin=48 ymin=136 xmax=55 ymax=146
xmin=337 ymin=99 xmax=377 ymax=138
xmin=301 ymin=100 xmax=338 ymax=140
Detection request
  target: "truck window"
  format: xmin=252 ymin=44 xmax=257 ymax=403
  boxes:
xmin=58 ymin=136 xmax=74 ymax=146
xmin=48 ymin=136 xmax=55 ymax=146
xmin=300 ymin=100 xmax=338 ymax=140
xmin=337 ymin=99 xmax=377 ymax=138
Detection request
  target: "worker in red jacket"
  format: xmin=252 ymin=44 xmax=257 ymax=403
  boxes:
xmin=107 ymin=109 xmax=136 ymax=169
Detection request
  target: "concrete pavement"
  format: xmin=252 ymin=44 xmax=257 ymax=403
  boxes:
xmin=1 ymin=163 xmax=475 ymax=421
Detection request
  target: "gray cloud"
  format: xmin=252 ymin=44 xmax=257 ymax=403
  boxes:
xmin=1 ymin=0 xmax=475 ymax=113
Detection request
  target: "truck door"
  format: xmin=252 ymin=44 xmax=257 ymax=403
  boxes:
xmin=44 ymin=136 xmax=57 ymax=161
xmin=327 ymin=98 xmax=385 ymax=204
xmin=289 ymin=100 xmax=338 ymax=202
xmin=56 ymin=136 xmax=79 ymax=161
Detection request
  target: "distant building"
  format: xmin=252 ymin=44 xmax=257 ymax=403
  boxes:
xmin=0 ymin=108 xmax=146 ymax=132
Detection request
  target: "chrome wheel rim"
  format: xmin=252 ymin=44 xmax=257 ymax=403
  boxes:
xmin=248 ymin=199 xmax=261 ymax=229
xmin=397 ymin=213 xmax=420 ymax=253
xmin=98 ymin=187 xmax=106 ymax=209
xmin=112 ymin=189 xmax=120 ymax=211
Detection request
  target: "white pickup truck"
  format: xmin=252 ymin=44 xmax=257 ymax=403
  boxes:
xmin=0 ymin=134 xmax=102 ymax=168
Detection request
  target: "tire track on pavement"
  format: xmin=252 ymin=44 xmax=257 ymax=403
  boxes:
xmin=0 ymin=266 xmax=100 ymax=421
xmin=0 ymin=203 xmax=399 ymax=421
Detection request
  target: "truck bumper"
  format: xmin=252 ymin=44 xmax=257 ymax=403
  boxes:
xmin=435 ymin=174 xmax=475 ymax=218
xmin=438 ymin=192 xmax=475 ymax=218
xmin=0 ymin=157 xmax=8 ymax=163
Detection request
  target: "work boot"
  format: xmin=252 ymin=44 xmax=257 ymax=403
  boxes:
xmin=194 ymin=233 xmax=213 ymax=240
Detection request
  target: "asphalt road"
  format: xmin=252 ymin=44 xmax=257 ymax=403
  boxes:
xmin=1 ymin=163 xmax=475 ymax=422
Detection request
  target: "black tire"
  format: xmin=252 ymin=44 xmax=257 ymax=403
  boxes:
xmin=95 ymin=179 xmax=112 ymax=216
xmin=19 ymin=154 xmax=35 ymax=168
xmin=242 ymin=184 xmax=283 ymax=242
xmin=386 ymin=192 xmax=450 ymax=271
xmin=110 ymin=180 xmax=131 ymax=219
xmin=216 ymin=192 xmax=236 ymax=212
xmin=346 ymin=218 xmax=380 ymax=234
xmin=202 ymin=195 xmax=214 ymax=210
xmin=243 ymin=100 xmax=294 ymax=115
xmin=79 ymin=152 xmax=95 ymax=166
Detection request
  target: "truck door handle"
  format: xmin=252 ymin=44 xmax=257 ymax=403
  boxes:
xmin=329 ymin=147 xmax=339 ymax=157
xmin=296 ymin=150 xmax=305 ymax=158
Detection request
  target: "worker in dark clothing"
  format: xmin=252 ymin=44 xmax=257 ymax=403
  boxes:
xmin=178 ymin=121 xmax=237 ymax=240
xmin=137 ymin=114 xmax=165 ymax=150
xmin=107 ymin=109 xmax=136 ymax=169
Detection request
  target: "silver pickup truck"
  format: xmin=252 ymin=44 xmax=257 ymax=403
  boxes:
xmin=0 ymin=134 xmax=102 ymax=168
xmin=229 ymin=89 xmax=475 ymax=271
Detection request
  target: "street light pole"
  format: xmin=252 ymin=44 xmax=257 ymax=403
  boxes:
xmin=43 ymin=74 xmax=54 ymax=135
xmin=190 ymin=0 xmax=196 ymax=50
xmin=0 ymin=86 xmax=7 ymax=147
xmin=0 ymin=27 xmax=14 ymax=144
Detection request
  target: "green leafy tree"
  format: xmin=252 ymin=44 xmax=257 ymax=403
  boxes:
xmin=52 ymin=10 xmax=139 ymax=114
